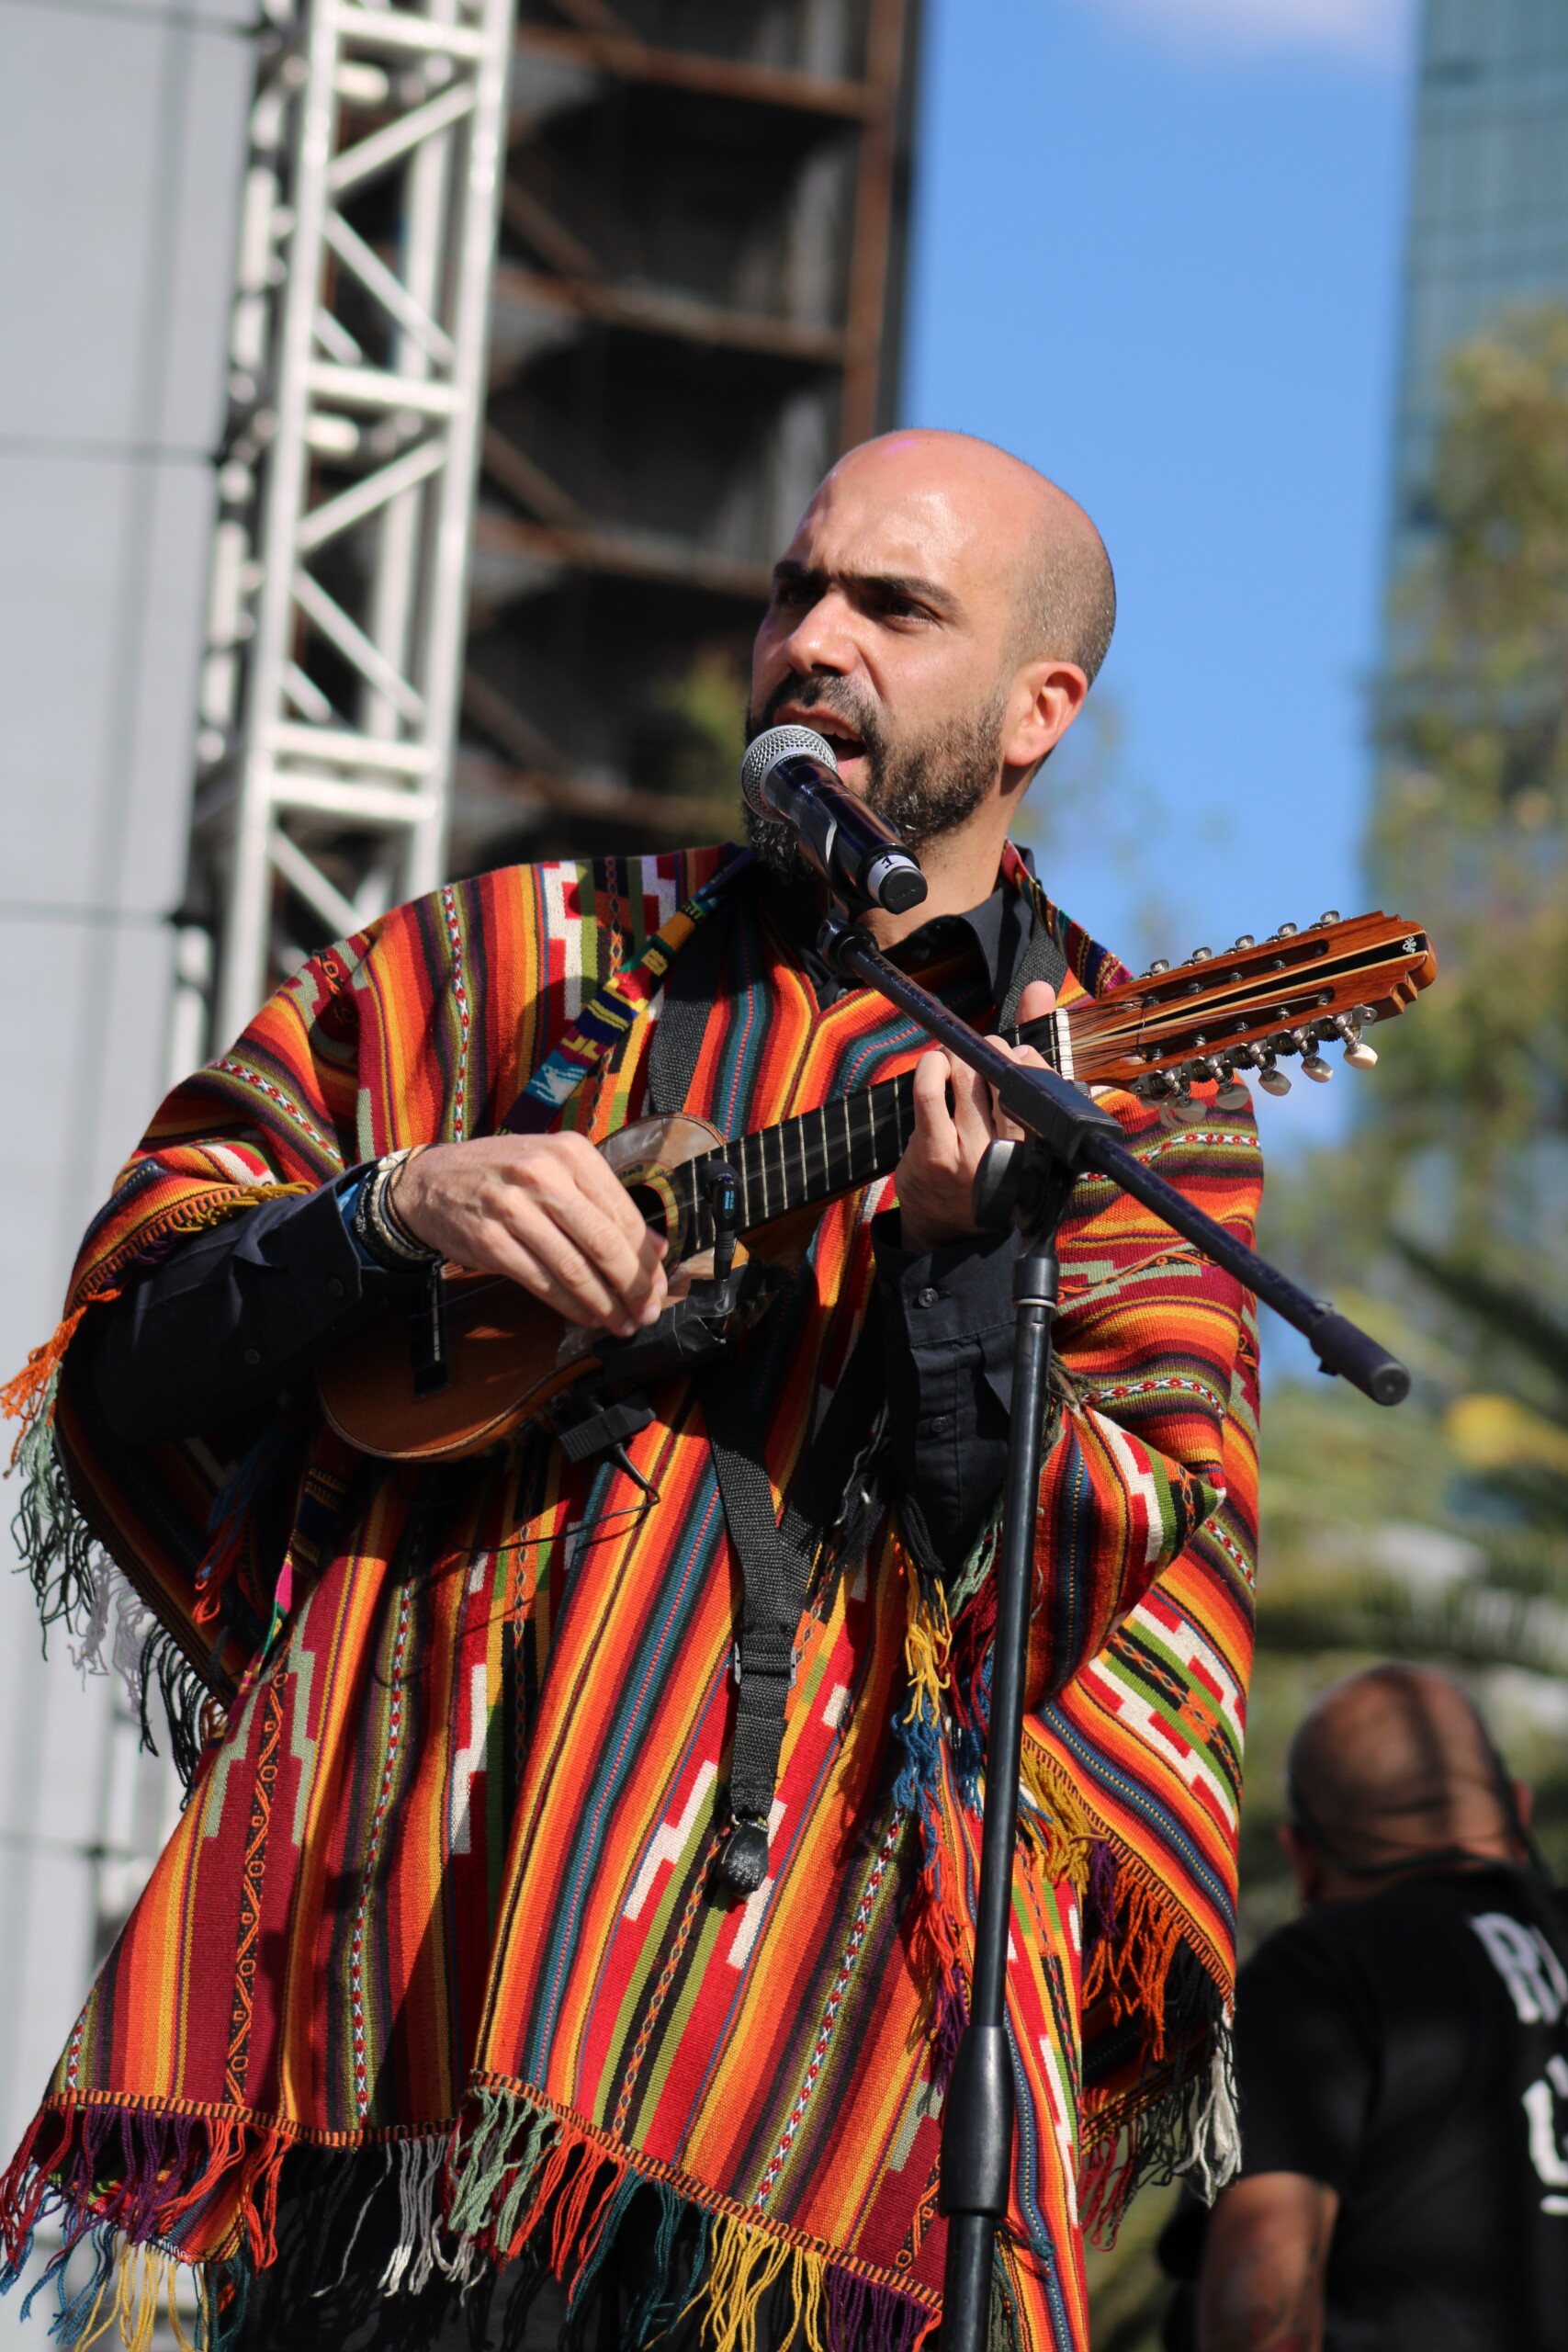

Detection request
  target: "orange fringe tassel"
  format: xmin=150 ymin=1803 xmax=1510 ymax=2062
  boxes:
xmin=0 ymin=1301 xmax=112 ymax=1464
xmin=2 ymin=1178 xmax=309 ymax=1467
xmin=1080 ymin=1866 xmax=1185 ymax=2056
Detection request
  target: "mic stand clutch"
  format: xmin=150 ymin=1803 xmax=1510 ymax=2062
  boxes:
xmin=813 ymin=908 xmax=1409 ymax=2352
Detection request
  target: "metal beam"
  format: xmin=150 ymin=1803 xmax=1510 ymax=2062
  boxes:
xmin=513 ymin=20 xmax=875 ymax=120
xmin=840 ymin=0 xmax=911 ymax=449
xmin=184 ymin=0 xmax=517 ymax=1056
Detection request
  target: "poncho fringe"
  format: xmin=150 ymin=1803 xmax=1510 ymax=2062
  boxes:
xmin=0 ymin=850 xmax=1261 ymax=2352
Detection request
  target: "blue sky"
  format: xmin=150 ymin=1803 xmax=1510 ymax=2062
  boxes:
xmin=903 ymin=0 xmax=1416 ymax=1057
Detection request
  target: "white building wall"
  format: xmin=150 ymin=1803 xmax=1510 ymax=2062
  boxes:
xmin=0 ymin=0 xmax=252 ymax=2280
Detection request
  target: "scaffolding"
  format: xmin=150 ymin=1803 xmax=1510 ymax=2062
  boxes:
xmin=181 ymin=0 xmax=518 ymax=1056
xmin=455 ymin=0 xmax=920 ymax=872
xmin=177 ymin=0 xmax=919 ymax=1047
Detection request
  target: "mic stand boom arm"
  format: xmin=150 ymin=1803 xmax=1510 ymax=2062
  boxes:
xmin=815 ymin=912 xmax=1407 ymax=2352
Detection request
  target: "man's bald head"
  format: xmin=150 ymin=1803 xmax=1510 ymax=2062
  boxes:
xmin=750 ymin=429 xmax=1112 ymax=880
xmin=817 ymin=431 xmax=1117 ymax=684
xmin=1288 ymin=1666 xmax=1520 ymax=1880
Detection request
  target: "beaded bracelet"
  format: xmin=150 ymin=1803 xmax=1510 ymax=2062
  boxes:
xmin=352 ymin=1146 xmax=440 ymax=1272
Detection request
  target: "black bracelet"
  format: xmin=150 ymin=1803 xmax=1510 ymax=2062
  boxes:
xmin=352 ymin=1149 xmax=440 ymax=1272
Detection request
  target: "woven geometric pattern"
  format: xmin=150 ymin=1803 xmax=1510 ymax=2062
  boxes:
xmin=1 ymin=848 xmax=1260 ymax=2352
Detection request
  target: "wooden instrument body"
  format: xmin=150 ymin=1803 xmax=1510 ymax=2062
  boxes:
xmin=318 ymin=909 xmax=1438 ymax=1464
xmin=318 ymin=1114 xmax=808 ymax=1461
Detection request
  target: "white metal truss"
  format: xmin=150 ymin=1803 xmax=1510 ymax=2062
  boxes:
xmin=186 ymin=0 xmax=516 ymax=1056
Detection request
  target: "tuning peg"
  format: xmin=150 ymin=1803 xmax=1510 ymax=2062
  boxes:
xmin=1145 ymin=958 xmax=1170 ymax=977
xmin=1215 ymin=1080 xmax=1250 ymax=1111
xmin=1171 ymin=1093 xmax=1208 ymax=1123
xmin=1316 ymin=910 xmax=1340 ymax=925
xmin=1302 ymin=1055 xmax=1333 ymax=1082
xmin=1233 ymin=933 xmax=1255 ymax=950
xmin=1258 ymin=1061 xmax=1292 ymax=1096
xmin=1189 ymin=947 xmax=1213 ymax=963
xmin=1276 ymin=922 xmax=1298 ymax=938
xmin=1329 ymin=1012 xmax=1379 ymax=1070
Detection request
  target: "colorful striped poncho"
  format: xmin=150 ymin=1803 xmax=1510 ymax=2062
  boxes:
xmin=0 ymin=846 xmax=1261 ymax=2352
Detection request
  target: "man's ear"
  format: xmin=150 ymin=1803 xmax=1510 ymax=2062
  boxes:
xmin=999 ymin=658 xmax=1089 ymax=776
xmin=1279 ymin=1822 xmax=1325 ymax=1907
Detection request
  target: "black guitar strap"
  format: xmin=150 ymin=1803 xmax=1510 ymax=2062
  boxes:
xmin=645 ymin=882 xmax=740 ymax=1117
xmin=645 ymin=864 xmax=1053 ymax=1895
xmin=696 ymin=1301 xmax=886 ymax=1895
xmin=998 ymin=912 xmax=1068 ymax=1032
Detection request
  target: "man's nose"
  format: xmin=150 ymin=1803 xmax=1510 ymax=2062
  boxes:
xmin=781 ymin=587 xmax=858 ymax=674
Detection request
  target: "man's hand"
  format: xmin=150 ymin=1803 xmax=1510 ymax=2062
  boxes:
xmin=393 ymin=1135 xmax=668 ymax=1339
xmin=1197 ymin=2173 xmax=1338 ymax=2352
xmin=893 ymin=978 xmax=1057 ymax=1255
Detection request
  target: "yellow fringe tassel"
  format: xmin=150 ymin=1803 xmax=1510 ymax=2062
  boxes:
xmin=76 ymin=2241 xmax=196 ymax=2352
xmin=790 ymin=2241 xmax=828 ymax=2352
xmin=1017 ymin=1735 xmax=1100 ymax=1897
xmin=694 ymin=2211 xmax=823 ymax=2352
xmin=899 ymin=1566 xmax=951 ymax=1727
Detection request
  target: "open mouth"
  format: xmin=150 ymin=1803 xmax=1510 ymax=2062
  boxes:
xmin=778 ymin=710 xmax=867 ymax=773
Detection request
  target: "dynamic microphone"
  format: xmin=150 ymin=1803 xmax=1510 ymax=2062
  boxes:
xmin=739 ymin=725 xmax=928 ymax=915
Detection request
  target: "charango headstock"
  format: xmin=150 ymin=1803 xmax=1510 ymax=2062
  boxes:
xmin=1037 ymin=910 xmax=1437 ymax=1115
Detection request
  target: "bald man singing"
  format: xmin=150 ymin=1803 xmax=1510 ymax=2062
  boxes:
xmin=6 ymin=435 xmax=1262 ymax=2352
xmin=1168 ymin=1666 xmax=1568 ymax=2352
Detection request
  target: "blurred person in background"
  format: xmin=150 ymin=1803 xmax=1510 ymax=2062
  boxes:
xmin=1160 ymin=1663 xmax=1568 ymax=2351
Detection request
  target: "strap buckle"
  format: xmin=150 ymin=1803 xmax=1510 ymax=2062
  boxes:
xmin=731 ymin=1640 xmax=799 ymax=1688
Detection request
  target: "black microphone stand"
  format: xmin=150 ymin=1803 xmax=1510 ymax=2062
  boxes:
xmin=815 ymin=909 xmax=1408 ymax=2352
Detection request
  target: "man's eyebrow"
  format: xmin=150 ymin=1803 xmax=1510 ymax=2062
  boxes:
xmin=771 ymin=560 xmax=960 ymax=616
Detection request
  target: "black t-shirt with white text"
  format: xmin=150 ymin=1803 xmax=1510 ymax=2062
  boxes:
xmin=1206 ymin=1867 xmax=1568 ymax=2349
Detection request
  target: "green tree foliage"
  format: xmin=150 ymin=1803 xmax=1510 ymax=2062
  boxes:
xmin=1088 ymin=304 xmax=1568 ymax=2349
xmin=1373 ymin=305 xmax=1568 ymax=1198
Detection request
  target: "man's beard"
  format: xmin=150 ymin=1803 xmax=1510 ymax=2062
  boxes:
xmin=741 ymin=677 xmax=1007 ymax=883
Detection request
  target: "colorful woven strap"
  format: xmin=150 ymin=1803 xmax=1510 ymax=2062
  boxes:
xmin=999 ymin=838 xmax=1127 ymax=1001
xmin=502 ymin=849 xmax=752 ymax=1135
xmin=999 ymin=839 xmax=1055 ymax=942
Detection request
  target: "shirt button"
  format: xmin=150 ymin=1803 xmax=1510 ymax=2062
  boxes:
xmin=929 ymin=1414 xmax=953 ymax=1436
xmin=916 ymin=1286 xmax=941 ymax=1308
xmin=243 ymin=1348 xmax=261 ymax=1367
xmin=327 ymin=1276 xmax=344 ymax=1299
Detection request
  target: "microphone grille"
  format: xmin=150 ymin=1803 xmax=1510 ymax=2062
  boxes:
xmin=739 ymin=724 xmax=839 ymax=812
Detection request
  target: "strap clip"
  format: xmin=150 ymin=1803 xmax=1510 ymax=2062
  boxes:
xmin=731 ymin=1637 xmax=799 ymax=1688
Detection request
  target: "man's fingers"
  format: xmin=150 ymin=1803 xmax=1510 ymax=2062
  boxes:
xmin=985 ymin=1032 xmax=1049 ymax=1143
xmin=567 ymin=1133 xmax=671 ymax=1257
xmin=948 ymin=1054 xmax=998 ymax=1153
xmin=910 ymin=1047 xmax=958 ymax=1152
xmin=499 ymin=1150 xmax=667 ymax=1325
xmin=394 ymin=1134 xmax=670 ymax=1333
xmin=1015 ymin=978 xmax=1057 ymax=1030
xmin=478 ymin=1223 xmax=626 ymax=1332
xmin=505 ymin=1205 xmax=633 ymax=1329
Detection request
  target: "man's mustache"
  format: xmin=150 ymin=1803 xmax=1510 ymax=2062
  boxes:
xmin=753 ymin=676 xmax=884 ymax=755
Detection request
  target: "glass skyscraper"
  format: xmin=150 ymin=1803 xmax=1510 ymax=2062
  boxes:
xmin=1389 ymin=0 xmax=1568 ymax=560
